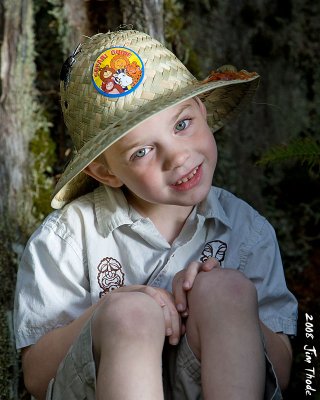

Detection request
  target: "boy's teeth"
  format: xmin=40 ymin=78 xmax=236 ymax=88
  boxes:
xmin=175 ymin=167 xmax=198 ymax=185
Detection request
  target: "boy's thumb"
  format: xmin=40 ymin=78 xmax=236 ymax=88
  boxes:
xmin=202 ymin=257 xmax=220 ymax=271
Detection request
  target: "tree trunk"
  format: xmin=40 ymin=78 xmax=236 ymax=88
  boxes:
xmin=0 ymin=0 xmax=39 ymax=397
xmin=120 ymin=0 xmax=164 ymax=43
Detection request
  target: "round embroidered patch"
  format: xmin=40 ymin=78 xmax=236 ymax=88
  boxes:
xmin=92 ymin=47 xmax=144 ymax=98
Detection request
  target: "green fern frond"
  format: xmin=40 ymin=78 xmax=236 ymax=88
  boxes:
xmin=258 ymin=137 xmax=320 ymax=171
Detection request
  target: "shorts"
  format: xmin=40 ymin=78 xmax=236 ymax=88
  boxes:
xmin=46 ymin=319 xmax=282 ymax=400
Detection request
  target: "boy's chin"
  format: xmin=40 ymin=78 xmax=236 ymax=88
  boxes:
xmin=172 ymin=191 xmax=211 ymax=207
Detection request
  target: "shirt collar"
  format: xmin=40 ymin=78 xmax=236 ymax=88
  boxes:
xmin=94 ymin=185 xmax=232 ymax=238
xmin=196 ymin=187 xmax=232 ymax=229
xmin=94 ymin=185 xmax=133 ymax=237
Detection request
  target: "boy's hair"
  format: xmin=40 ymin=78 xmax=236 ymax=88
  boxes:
xmin=52 ymin=29 xmax=259 ymax=209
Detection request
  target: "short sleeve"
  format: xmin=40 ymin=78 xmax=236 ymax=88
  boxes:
xmin=240 ymin=217 xmax=298 ymax=336
xmin=14 ymin=218 xmax=91 ymax=349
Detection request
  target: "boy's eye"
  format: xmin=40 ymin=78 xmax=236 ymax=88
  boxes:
xmin=132 ymin=147 xmax=151 ymax=160
xmin=175 ymin=119 xmax=191 ymax=132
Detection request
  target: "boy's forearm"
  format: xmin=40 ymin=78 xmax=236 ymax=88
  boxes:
xmin=22 ymin=285 xmax=159 ymax=398
xmin=260 ymin=321 xmax=293 ymax=391
xmin=22 ymin=284 xmax=183 ymax=398
xmin=22 ymin=302 xmax=100 ymax=400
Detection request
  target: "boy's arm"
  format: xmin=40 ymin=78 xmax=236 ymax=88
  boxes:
xmin=22 ymin=284 xmax=181 ymax=400
xmin=22 ymin=301 xmax=100 ymax=400
xmin=260 ymin=321 xmax=293 ymax=390
xmin=172 ymin=259 xmax=294 ymax=391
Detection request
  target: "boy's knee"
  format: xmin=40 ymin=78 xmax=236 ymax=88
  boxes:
xmin=92 ymin=292 xmax=165 ymax=341
xmin=186 ymin=269 xmax=258 ymax=360
xmin=189 ymin=268 xmax=258 ymax=312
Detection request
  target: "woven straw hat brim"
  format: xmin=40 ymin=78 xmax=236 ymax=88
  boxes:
xmin=51 ymin=74 xmax=259 ymax=209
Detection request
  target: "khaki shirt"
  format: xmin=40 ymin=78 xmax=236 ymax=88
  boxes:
xmin=14 ymin=185 xmax=298 ymax=349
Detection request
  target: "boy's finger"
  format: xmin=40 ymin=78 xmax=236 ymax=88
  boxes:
xmin=173 ymin=280 xmax=188 ymax=313
xmin=161 ymin=302 xmax=173 ymax=336
xmin=135 ymin=286 xmax=173 ymax=335
xmin=201 ymin=257 xmax=220 ymax=271
xmin=167 ymin=305 xmax=181 ymax=345
xmin=182 ymin=261 xmax=202 ymax=290
xmin=144 ymin=286 xmax=166 ymax=307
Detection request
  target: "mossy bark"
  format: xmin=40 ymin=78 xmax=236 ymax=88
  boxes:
xmin=0 ymin=0 xmax=55 ymax=398
xmin=0 ymin=0 xmax=35 ymax=397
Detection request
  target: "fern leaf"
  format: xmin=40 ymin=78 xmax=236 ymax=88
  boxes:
xmin=258 ymin=137 xmax=320 ymax=171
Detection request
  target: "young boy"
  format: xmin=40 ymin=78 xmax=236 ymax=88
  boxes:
xmin=14 ymin=30 xmax=298 ymax=400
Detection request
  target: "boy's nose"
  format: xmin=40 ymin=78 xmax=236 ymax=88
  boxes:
xmin=163 ymin=147 xmax=190 ymax=171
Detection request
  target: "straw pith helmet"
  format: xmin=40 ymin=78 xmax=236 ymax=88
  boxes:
xmin=52 ymin=29 xmax=259 ymax=209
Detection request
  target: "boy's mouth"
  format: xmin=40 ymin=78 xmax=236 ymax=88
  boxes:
xmin=170 ymin=165 xmax=203 ymax=192
xmin=174 ymin=166 xmax=199 ymax=186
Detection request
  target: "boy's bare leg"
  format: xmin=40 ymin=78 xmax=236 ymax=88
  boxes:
xmin=186 ymin=269 xmax=265 ymax=400
xmin=92 ymin=292 xmax=165 ymax=400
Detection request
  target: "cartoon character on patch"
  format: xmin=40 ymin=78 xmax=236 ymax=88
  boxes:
xmin=114 ymin=69 xmax=133 ymax=90
xmin=200 ymin=240 xmax=227 ymax=265
xmin=101 ymin=78 xmax=124 ymax=94
xmin=126 ymin=61 xmax=142 ymax=87
xmin=97 ymin=257 xmax=125 ymax=297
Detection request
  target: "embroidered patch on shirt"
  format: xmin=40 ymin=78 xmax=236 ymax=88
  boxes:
xmin=200 ymin=240 xmax=227 ymax=265
xmin=97 ymin=257 xmax=125 ymax=297
xmin=92 ymin=47 xmax=144 ymax=98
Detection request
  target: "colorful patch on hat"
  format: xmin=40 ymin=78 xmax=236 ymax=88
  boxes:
xmin=92 ymin=47 xmax=144 ymax=98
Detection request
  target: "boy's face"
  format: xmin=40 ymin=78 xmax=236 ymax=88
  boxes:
xmin=96 ymin=98 xmax=217 ymax=212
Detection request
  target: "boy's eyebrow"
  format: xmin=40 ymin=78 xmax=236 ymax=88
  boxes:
xmin=118 ymin=101 xmax=195 ymax=155
xmin=169 ymin=102 xmax=194 ymax=126
xmin=117 ymin=135 xmax=146 ymax=155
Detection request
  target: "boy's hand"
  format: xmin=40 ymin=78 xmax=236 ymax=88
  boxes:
xmin=172 ymin=258 xmax=220 ymax=317
xmin=113 ymin=285 xmax=181 ymax=345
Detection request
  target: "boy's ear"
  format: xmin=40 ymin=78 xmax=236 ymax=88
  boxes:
xmin=84 ymin=161 xmax=123 ymax=188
